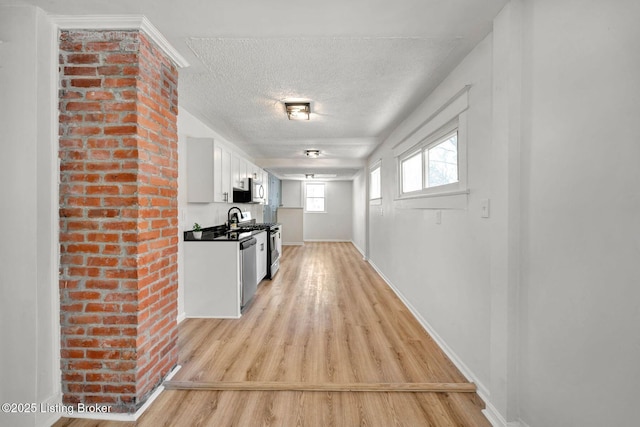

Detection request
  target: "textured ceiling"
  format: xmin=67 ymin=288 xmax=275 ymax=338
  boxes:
xmin=4 ymin=0 xmax=509 ymax=180
xmin=181 ymin=37 xmax=459 ymax=160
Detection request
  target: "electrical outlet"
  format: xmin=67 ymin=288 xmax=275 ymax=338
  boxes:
xmin=435 ymin=210 xmax=442 ymax=224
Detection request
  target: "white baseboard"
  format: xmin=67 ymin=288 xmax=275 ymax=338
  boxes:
xmin=283 ymin=242 xmax=304 ymax=246
xmin=350 ymin=241 xmax=366 ymax=259
xmin=177 ymin=312 xmax=187 ymax=324
xmin=37 ymin=392 xmax=64 ymax=427
xmin=304 ymin=239 xmax=351 ymax=242
xmin=482 ymin=402 xmax=525 ymax=427
xmin=186 ymin=315 xmax=241 ymax=319
xmin=64 ymin=365 xmax=181 ymax=422
xmin=367 ymin=259 xmax=509 ymax=426
xmin=480 ymin=399 xmax=527 ymax=427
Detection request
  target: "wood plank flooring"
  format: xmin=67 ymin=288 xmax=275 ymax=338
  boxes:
xmin=53 ymin=242 xmax=490 ymax=427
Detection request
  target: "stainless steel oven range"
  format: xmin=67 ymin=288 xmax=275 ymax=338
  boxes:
xmin=234 ymin=222 xmax=281 ymax=279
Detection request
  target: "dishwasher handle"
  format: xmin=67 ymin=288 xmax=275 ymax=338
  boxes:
xmin=240 ymin=238 xmax=257 ymax=250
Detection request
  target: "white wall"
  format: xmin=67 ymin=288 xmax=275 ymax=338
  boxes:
xmin=366 ymin=0 xmax=640 ymax=425
xmin=351 ymin=170 xmax=367 ymax=256
xmin=280 ymin=179 xmax=354 ymax=242
xmin=281 ymin=180 xmax=303 ymax=208
xmin=177 ymin=108 xmax=264 ymax=319
xmin=0 ymin=6 xmax=60 ymax=427
xmin=367 ymin=30 xmax=495 ymax=401
xmin=518 ymin=0 xmax=640 ymax=425
xmin=304 ymin=181 xmax=353 ymax=242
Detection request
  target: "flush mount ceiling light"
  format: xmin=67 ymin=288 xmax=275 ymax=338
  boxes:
xmin=305 ymin=149 xmax=320 ymax=158
xmin=285 ymin=102 xmax=311 ymax=120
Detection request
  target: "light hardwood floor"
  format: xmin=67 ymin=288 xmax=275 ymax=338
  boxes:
xmin=53 ymin=242 xmax=490 ymax=426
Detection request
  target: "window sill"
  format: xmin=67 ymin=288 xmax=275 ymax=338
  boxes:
xmin=369 ymin=198 xmax=382 ymax=206
xmin=393 ymin=189 xmax=469 ymax=210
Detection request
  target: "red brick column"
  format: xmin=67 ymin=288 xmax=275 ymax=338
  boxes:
xmin=58 ymin=29 xmax=178 ymax=412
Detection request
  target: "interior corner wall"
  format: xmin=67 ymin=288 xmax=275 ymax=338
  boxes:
xmin=518 ymin=0 xmax=640 ymax=425
xmin=0 ymin=5 xmax=60 ymax=427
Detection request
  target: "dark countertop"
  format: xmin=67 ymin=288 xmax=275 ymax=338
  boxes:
xmin=213 ymin=229 xmax=265 ymax=241
xmin=183 ymin=225 xmax=266 ymax=242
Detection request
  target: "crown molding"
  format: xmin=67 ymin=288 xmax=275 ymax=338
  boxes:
xmin=49 ymin=15 xmax=189 ymax=68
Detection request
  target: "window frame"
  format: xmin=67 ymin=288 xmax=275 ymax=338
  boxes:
xmin=304 ymin=182 xmax=326 ymax=213
xmin=369 ymin=160 xmax=382 ymax=204
xmin=424 ymin=129 xmax=458 ymax=189
xmin=400 ymin=149 xmax=423 ymax=194
xmin=392 ymin=86 xmax=470 ymax=210
xmin=396 ymin=119 xmax=466 ymax=200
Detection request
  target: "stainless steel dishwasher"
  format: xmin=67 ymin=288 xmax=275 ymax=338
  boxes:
xmin=240 ymin=237 xmax=257 ymax=309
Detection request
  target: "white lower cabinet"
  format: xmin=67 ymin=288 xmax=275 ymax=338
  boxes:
xmin=184 ymin=242 xmax=241 ymax=318
xmin=255 ymin=231 xmax=267 ymax=283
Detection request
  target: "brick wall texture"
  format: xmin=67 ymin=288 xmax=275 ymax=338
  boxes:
xmin=58 ymin=29 xmax=179 ymax=412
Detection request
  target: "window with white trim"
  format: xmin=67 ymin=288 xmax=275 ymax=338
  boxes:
xmin=392 ymin=86 xmax=469 ymax=209
xmin=305 ymin=182 xmax=325 ymax=212
xmin=425 ymin=131 xmax=458 ymax=187
xmin=398 ymin=121 xmax=462 ymax=198
xmin=370 ymin=162 xmax=381 ymax=201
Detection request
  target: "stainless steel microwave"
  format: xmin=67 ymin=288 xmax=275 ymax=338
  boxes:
xmin=233 ymin=178 xmax=265 ymax=204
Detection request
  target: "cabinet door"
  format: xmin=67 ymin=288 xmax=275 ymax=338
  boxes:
xmin=241 ymin=158 xmax=249 ymax=182
xmin=213 ymin=142 xmax=232 ymax=203
xmin=231 ymin=154 xmax=243 ymax=189
xmin=256 ymin=231 xmax=267 ymax=283
xmin=252 ymin=164 xmax=261 ymax=182
xmin=184 ymin=241 xmax=241 ymax=318
xmin=261 ymin=170 xmax=268 ymax=205
xmin=187 ymin=138 xmax=214 ymax=203
xmin=221 ymin=148 xmax=231 ymax=201
xmin=247 ymin=162 xmax=256 ymax=181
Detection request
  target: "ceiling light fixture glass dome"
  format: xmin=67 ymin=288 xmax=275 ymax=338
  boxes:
xmin=285 ymin=102 xmax=311 ymax=120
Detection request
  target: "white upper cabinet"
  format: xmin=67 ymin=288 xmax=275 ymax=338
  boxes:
xmin=232 ymin=153 xmax=247 ymax=190
xmin=186 ymin=137 xmax=215 ymax=203
xmin=248 ymin=162 xmax=260 ymax=181
xmin=188 ymin=138 xmax=271 ymax=205
xmin=261 ymin=170 xmax=269 ymax=205
xmin=242 ymin=158 xmax=251 ymax=182
xmin=213 ymin=142 xmax=232 ymax=203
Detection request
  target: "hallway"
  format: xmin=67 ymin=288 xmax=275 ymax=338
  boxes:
xmin=54 ymin=243 xmax=490 ymax=426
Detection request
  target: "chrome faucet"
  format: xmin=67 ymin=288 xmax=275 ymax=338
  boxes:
xmin=227 ymin=207 xmax=243 ymax=227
